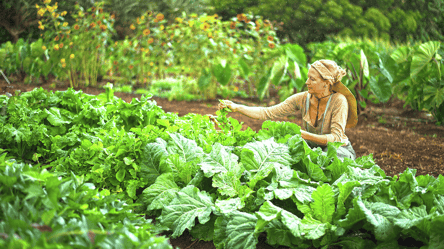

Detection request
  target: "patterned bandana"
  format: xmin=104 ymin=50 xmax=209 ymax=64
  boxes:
xmin=311 ymin=61 xmax=337 ymax=83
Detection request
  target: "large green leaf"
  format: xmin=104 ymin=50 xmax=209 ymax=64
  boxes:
xmin=224 ymin=211 xmax=259 ymax=249
xmin=212 ymin=59 xmax=232 ymax=86
xmin=357 ymin=198 xmax=401 ymax=241
xmin=140 ymin=138 xmax=170 ymax=186
xmin=238 ymin=58 xmax=251 ymax=78
xmin=369 ymin=76 xmax=392 ymax=103
xmin=257 ymin=68 xmax=271 ymax=100
xmin=241 ymin=138 xmax=293 ymax=188
xmin=377 ymin=52 xmax=397 ymax=83
xmin=285 ymin=43 xmax=306 ymax=66
xmin=45 ymin=107 xmax=71 ymax=126
xmin=311 ymin=184 xmax=335 ymax=224
xmin=199 ymin=143 xmax=241 ymax=178
xmin=410 ymin=41 xmax=441 ymax=77
xmin=430 ymin=215 xmax=444 ymax=249
xmin=270 ymin=55 xmax=288 ymax=86
xmin=141 ymin=173 xmax=180 ymax=211
xmin=159 ymin=185 xmax=214 ymax=237
xmin=360 ymin=50 xmax=369 ymax=79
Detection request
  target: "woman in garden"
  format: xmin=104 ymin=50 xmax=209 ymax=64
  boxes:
xmin=218 ymin=59 xmax=358 ymax=161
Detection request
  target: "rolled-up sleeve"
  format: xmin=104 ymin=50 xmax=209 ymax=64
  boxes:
xmin=237 ymin=92 xmax=304 ymax=120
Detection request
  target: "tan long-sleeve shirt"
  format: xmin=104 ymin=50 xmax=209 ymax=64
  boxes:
xmin=237 ymin=91 xmax=350 ymax=144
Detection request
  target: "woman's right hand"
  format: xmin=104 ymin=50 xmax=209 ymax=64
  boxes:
xmin=218 ymin=100 xmax=237 ymax=112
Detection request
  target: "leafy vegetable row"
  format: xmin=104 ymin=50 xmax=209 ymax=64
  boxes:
xmin=1 ymin=88 xmax=444 ymax=248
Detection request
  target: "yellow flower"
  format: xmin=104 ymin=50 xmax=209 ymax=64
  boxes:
xmin=35 ymin=4 xmax=39 ymax=9
xmin=60 ymin=58 xmax=65 ymax=63
xmin=143 ymin=29 xmax=150 ymax=36
xmin=156 ymin=13 xmax=164 ymax=21
xmin=130 ymin=24 xmax=135 ymax=30
xmin=189 ymin=20 xmax=195 ymax=27
xmin=62 ymin=63 xmax=66 ymax=68
xmin=90 ymin=22 xmax=96 ymax=28
xmin=61 ymin=11 xmax=67 ymax=16
xmin=38 ymin=9 xmax=46 ymax=16
xmin=59 ymin=43 xmax=64 ymax=48
xmin=147 ymin=38 xmax=154 ymax=44
xmin=175 ymin=17 xmax=183 ymax=23
xmin=69 ymin=42 xmax=73 ymax=46
xmin=267 ymin=35 xmax=274 ymax=42
xmin=56 ymin=22 xmax=60 ymax=26
xmin=74 ymin=24 xmax=80 ymax=30
xmin=148 ymin=72 xmax=152 ymax=76
xmin=268 ymin=42 xmax=275 ymax=49
xmin=42 ymin=46 xmax=47 ymax=50
xmin=44 ymin=0 xmax=51 ymax=4
xmin=100 ymin=24 xmax=107 ymax=31
xmin=150 ymin=62 xmax=154 ymax=66
xmin=63 ymin=22 xmax=68 ymax=27
xmin=70 ymin=54 xmax=75 ymax=59
xmin=160 ymin=25 xmax=164 ymax=31
xmin=200 ymin=22 xmax=210 ymax=31
xmin=54 ymin=44 xmax=59 ymax=50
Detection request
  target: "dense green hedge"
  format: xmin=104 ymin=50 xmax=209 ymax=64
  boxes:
xmin=209 ymin=0 xmax=444 ymax=45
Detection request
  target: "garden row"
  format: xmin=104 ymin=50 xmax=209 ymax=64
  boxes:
xmin=1 ymin=87 xmax=444 ymax=248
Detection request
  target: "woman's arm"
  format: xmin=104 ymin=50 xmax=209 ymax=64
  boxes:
xmin=301 ymin=130 xmax=328 ymax=146
xmin=219 ymin=93 xmax=305 ymax=120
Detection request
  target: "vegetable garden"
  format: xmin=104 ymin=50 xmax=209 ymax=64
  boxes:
xmin=1 ymin=1 xmax=444 ymax=248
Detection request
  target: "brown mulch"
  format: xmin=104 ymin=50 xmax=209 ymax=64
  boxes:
xmin=2 ymin=78 xmax=444 ymax=249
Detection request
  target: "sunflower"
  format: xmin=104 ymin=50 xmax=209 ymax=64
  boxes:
xmin=143 ymin=29 xmax=150 ymax=36
xmin=74 ymin=24 xmax=80 ymax=30
xmin=156 ymin=13 xmax=164 ymax=21
xmin=268 ymin=42 xmax=275 ymax=49
xmin=130 ymin=24 xmax=136 ymax=30
xmin=59 ymin=43 xmax=64 ymax=48
xmin=200 ymin=22 xmax=210 ymax=31
xmin=147 ymin=38 xmax=154 ymax=44
xmin=54 ymin=44 xmax=59 ymax=50
xmin=70 ymin=54 xmax=75 ymax=59
xmin=230 ymin=21 xmax=236 ymax=29
xmin=60 ymin=58 xmax=65 ymax=63
xmin=267 ymin=36 xmax=274 ymax=42
xmin=237 ymin=13 xmax=247 ymax=22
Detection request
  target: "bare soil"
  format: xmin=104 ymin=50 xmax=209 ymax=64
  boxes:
xmin=2 ymin=78 xmax=444 ymax=249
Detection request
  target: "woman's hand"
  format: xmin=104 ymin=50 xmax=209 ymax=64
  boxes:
xmin=218 ymin=100 xmax=238 ymax=112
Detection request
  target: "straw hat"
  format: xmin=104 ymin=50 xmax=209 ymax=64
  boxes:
xmin=311 ymin=60 xmax=358 ymax=128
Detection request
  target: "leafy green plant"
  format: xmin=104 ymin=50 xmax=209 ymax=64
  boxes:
xmin=0 ymin=152 xmax=172 ymax=249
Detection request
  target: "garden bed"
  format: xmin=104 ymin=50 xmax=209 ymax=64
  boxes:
xmin=2 ymin=78 xmax=444 ymax=249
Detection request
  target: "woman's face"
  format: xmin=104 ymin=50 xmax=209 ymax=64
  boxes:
xmin=306 ymin=67 xmax=327 ymax=95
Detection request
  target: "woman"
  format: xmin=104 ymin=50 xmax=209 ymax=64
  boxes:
xmin=218 ymin=59 xmax=358 ymax=161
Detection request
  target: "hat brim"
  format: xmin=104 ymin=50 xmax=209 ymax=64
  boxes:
xmin=332 ymin=82 xmax=358 ymax=128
